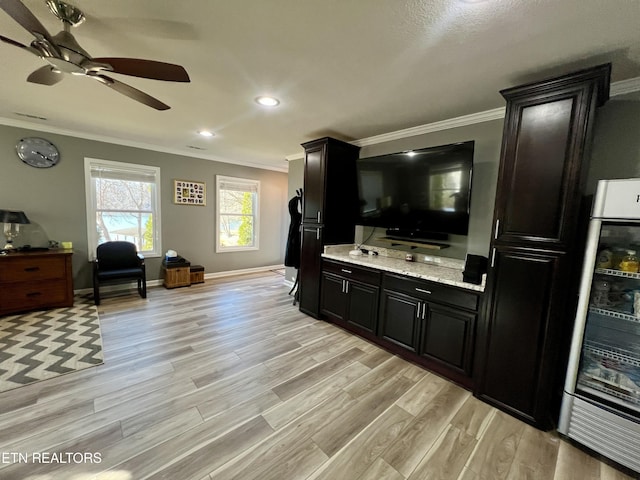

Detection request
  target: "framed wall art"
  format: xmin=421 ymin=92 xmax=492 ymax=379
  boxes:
xmin=173 ymin=179 xmax=206 ymax=205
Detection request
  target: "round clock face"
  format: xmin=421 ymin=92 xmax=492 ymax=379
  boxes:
xmin=16 ymin=137 xmax=60 ymax=168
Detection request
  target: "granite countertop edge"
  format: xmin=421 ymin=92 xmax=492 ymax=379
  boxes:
xmin=321 ymin=251 xmax=485 ymax=293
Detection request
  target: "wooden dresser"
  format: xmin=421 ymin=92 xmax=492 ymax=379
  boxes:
xmin=0 ymin=249 xmax=74 ymax=316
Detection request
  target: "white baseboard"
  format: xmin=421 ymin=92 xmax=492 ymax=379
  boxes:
xmin=204 ymin=264 xmax=284 ymax=279
xmin=74 ymin=264 xmax=286 ymax=295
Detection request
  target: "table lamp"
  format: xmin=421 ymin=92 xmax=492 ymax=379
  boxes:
xmin=0 ymin=210 xmax=31 ymax=249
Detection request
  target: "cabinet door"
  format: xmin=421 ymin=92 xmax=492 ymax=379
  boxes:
xmin=379 ymin=290 xmax=421 ymax=352
xmin=302 ymin=144 xmax=325 ymax=224
xmin=492 ymin=65 xmax=608 ymax=248
xmin=299 ymin=225 xmax=323 ymax=318
xmin=476 ymin=246 xmax=567 ymax=426
xmin=493 ymin=96 xmax=575 ymax=246
xmin=320 ymin=272 xmax=347 ymax=321
xmin=347 ymin=281 xmax=379 ymax=334
xmin=421 ymin=303 xmax=475 ymax=375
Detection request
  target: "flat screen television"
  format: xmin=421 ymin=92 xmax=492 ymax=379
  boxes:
xmin=356 ymin=140 xmax=474 ymax=238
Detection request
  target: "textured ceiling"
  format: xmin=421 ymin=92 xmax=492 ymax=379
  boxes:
xmin=0 ymin=0 xmax=639 ymax=172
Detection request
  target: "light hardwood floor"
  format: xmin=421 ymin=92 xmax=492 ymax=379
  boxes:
xmin=0 ymin=271 xmax=635 ymax=480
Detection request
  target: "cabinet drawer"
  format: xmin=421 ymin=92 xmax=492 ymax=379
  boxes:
xmin=0 ymin=256 xmax=66 ymax=283
xmin=323 ymin=259 xmax=381 ymax=286
xmin=383 ymin=273 xmax=478 ymax=311
xmin=0 ymin=280 xmax=69 ymax=310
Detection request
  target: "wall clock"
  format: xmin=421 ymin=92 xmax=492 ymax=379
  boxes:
xmin=16 ymin=137 xmax=60 ymax=168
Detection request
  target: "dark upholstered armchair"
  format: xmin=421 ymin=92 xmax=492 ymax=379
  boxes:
xmin=92 ymin=241 xmax=146 ymax=305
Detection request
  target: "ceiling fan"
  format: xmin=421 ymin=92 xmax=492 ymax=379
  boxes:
xmin=0 ymin=0 xmax=190 ymax=110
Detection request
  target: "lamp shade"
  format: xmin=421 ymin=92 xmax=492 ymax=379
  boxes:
xmin=0 ymin=210 xmax=30 ymax=224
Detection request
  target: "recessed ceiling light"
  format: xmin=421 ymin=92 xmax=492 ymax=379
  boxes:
xmin=405 ymin=151 xmax=417 ymax=157
xmin=255 ymin=96 xmax=280 ymax=107
xmin=197 ymin=130 xmax=215 ymax=137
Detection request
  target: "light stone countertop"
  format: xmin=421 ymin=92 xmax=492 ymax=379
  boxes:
xmin=322 ymin=244 xmax=486 ymax=293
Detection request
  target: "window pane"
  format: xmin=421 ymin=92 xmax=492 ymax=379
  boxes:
xmin=219 ymin=215 xmax=254 ymax=247
xmin=219 ymin=190 xmax=248 ymax=214
xmin=216 ymin=175 xmax=259 ymax=252
xmin=85 ymin=158 xmax=161 ymax=260
xmin=96 ymin=212 xmax=154 ymax=251
xmin=95 ymin=178 xmax=152 ymax=210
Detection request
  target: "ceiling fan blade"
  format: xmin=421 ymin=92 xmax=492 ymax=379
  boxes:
xmin=92 ymin=57 xmax=190 ymax=82
xmin=27 ymin=65 xmax=63 ymax=85
xmin=0 ymin=0 xmax=59 ymax=54
xmin=91 ymin=74 xmax=171 ymax=110
xmin=0 ymin=34 xmax=36 ymax=53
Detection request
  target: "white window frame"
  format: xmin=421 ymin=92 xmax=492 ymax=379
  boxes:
xmin=84 ymin=158 xmax=162 ymax=260
xmin=216 ymin=175 xmax=260 ymax=253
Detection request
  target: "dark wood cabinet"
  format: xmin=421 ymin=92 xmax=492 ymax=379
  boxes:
xmin=421 ymin=303 xmax=476 ymax=375
xmin=475 ymin=64 xmax=611 ymax=429
xmin=379 ymin=290 xmax=421 ymax=352
xmin=380 ymin=273 xmax=479 ymax=385
xmin=298 ymin=138 xmax=360 ymax=318
xmin=320 ymin=259 xmax=380 ymax=334
xmin=319 ymin=272 xmax=348 ymax=321
xmin=0 ymin=250 xmax=74 ymax=316
xmin=319 ymin=258 xmax=481 ymax=388
xmin=299 ymin=225 xmax=323 ymax=317
xmin=347 ymin=281 xmax=379 ymax=333
xmin=476 ymin=246 xmax=567 ymax=423
xmin=301 ymin=144 xmax=325 ymax=225
xmin=492 ymin=76 xmax=608 ymax=248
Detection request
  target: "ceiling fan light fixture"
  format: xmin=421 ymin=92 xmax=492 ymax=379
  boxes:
xmin=255 ymin=96 xmax=280 ymax=107
xmin=0 ymin=0 xmax=190 ymax=110
xmin=46 ymin=0 xmax=85 ymax=27
xmin=197 ymin=130 xmax=215 ymax=137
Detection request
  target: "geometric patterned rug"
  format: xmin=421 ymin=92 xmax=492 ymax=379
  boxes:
xmin=0 ymin=295 xmax=104 ymax=393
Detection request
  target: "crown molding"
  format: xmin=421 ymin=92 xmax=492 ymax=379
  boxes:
xmin=353 ymin=107 xmax=506 ymax=148
xmin=285 ymin=152 xmax=305 ymax=162
xmin=610 ymin=76 xmax=640 ymax=97
xmin=0 ymin=116 xmax=288 ymax=173
xmin=287 ymin=76 xmax=640 ymax=162
xmin=284 ymin=107 xmax=505 ymax=162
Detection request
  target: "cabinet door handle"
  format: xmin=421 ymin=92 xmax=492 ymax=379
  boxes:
xmin=341 ymin=280 xmax=345 ymax=293
xmin=341 ymin=269 xmax=352 ymax=274
xmin=491 ymin=248 xmax=497 ymax=268
xmin=494 ymin=219 xmax=500 ymax=240
xmin=415 ymin=287 xmax=431 ymax=294
xmin=416 ymin=302 xmax=422 ymax=319
xmin=316 ymin=228 xmax=320 ymax=240
xmin=317 ymin=211 xmax=321 ymax=223
xmin=345 ymin=280 xmax=349 ymax=294
xmin=422 ymin=302 xmax=427 ymax=320
xmin=24 ymin=266 xmax=40 ymax=272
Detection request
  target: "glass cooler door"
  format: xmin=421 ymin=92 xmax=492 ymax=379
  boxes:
xmin=576 ymin=222 xmax=640 ymax=416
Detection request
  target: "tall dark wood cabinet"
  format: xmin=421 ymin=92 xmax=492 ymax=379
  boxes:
xmin=298 ymin=137 xmax=360 ymax=318
xmin=474 ymin=64 xmax=611 ymax=429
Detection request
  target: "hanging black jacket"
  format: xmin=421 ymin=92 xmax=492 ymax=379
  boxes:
xmin=284 ymin=195 xmax=302 ymax=268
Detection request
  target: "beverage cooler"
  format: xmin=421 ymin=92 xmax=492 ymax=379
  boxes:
xmin=559 ymin=178 xmax=640 ymax=474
